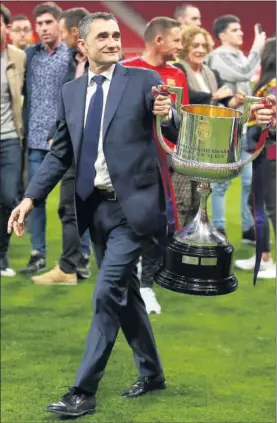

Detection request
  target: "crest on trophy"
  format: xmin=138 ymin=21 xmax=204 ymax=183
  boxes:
xmin=196 ymin=120 xmax=212 ymax=141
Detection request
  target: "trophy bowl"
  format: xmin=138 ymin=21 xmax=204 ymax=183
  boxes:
xmin=154 ymin=88 xmax=268 ymax=296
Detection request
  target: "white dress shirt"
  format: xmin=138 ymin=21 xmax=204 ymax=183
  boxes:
xmin=84 ymin=65 xmax=115 ymax=191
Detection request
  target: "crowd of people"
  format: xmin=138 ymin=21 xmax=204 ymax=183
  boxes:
xmin=1 ymin=2 xmax=276 ymax=307
xmin=1 ymin=2 xmax=275 ymax=308
xmin=1 ymin=1 xmax=275 ymax=419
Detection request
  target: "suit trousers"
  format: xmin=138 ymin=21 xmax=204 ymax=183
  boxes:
xmin=73 ymin=192 xmax=163 ymax=394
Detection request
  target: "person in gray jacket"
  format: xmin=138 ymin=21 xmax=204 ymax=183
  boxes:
xmin=207 ymin=14 xmax=266 ymax=244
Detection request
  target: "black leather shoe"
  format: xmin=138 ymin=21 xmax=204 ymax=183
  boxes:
xmin=45 ymin=388 xmax=96 ymax=417
xmin=121 ymin=376 xmax=166 ymax=398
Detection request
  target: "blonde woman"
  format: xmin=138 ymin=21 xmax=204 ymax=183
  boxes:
xmin=175 ymin=25 xmax=243 ymax=107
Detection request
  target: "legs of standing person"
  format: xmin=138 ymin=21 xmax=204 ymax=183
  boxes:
xmin=20 ymin=149 xmax=48 ymax=275
xmin=264 ymin=158 xmax=276 ymax=236
xmin=240 ymin=146 xmax=255 ymax=243
xmin=235 ymin=154 xmax=275 ymax=276
xmin=73 ymin=196 xmax=164 ymax=395
xmin=211 ymin=148 xmax=255 ymax=241
xmin=58 ymin=167 xmax=91 ymax=279
xmin=139 ymin=238 xmax=162 ymax=315
xmin=0 ymin=139 xmax=21 ymax=276
xmin=171 ymin=172 xmax=196 ymax=228
xmin=59 ymin=167 xmax=82 ymax=275
xmin=211 ymin=181 xmax=229 ymax=235
xmin=32 ymin=166 xmax=91 ymax=285
xmin=58 ymin=168 xmax=91 ymax=280
xmin=77 ymin=230 xmax=91 ymax=279
xmin=248 ymin=163 xmax=271 ymax=254
xmin=17 ymin=137 xmax=28 ymax=201
xmin=257 ymin=157 xmax=276 ymax=278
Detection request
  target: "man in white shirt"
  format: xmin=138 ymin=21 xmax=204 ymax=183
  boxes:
xmin=8 ymin=12 xmax=178 ymax=417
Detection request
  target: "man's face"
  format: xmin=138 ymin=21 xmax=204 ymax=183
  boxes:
xmin=0 ymin=15 xmax=8 ymax=45
xmin=220 ymin=22 xmax=243 ymax=47
xmin=180 ymin=7 xmax=201 ymax=27
xmin=159 ymin=26 xmax=182 ymax=62
xmin=78 ymin=19 xmax=121 ymax=66
xmin=59 ymin=17 xmax=76 ymax=48
xmin=10 ymin=19 xmax=32 ymax=49
xmin=35 ymin=12 xmax=60 ymax=46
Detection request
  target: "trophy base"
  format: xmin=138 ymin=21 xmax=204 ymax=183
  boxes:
xmin=154 ymin=237 xmax=238 ymax=296
xmin=154 ymin=183 xmax=238 ymax=296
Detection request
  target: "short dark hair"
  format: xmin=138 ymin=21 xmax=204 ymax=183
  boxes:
xmin=61 ymin=8 xmax=89 ymax=31
xmin=0 ymin=3 xmax=11 ymax=25
xmin=174 ymin=4 xmax=197 ymax=20
xmin=144 ymin=17 xmax=180 ymax=43
xmin=11 ymin=15 xmax=30 ymax=24
xmin=213 ymin=15 xmax=240 ymax=39
xmin=78 ymin=12 xmax=117 ymax=40
xmin=33 ymin=2 xmax=62 ymax=21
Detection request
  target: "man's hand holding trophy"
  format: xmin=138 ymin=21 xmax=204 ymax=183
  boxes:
xmin=153 ymin=86 xmax=275 ymax=296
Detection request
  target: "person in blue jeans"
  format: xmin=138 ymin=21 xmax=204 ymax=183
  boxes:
xmin=211 ymin=134 xmax=255 ymax=242
xmin=20 ymin=4 xmax=91 ymax=278
xmin=207 ymin=14 xmax=266 ymax=243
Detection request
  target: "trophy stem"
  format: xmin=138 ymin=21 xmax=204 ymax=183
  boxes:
xmin=197 ymin=182 xmax=212 ymax=223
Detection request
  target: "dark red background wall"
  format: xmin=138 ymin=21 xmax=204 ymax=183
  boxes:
xmin=4 ymin=1 xmax=276 ymax=55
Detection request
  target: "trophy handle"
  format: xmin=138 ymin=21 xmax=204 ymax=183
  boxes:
xmin=155 ymin=85 xmax=183 ymax=156
xmin=241 ymin=95 xmax=270 ymax=130
xmin=239 ymin=96 xmax=272 ymax=167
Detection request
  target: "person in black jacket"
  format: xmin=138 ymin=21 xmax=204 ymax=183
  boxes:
xmin=235 ymin=38 xmax=276 ymax=280
xmin=32 ymin=7 xmax=92 ymax=286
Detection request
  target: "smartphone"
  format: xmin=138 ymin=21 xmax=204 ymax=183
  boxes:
xmin=256 ymin=23 xmax=263 ymax=34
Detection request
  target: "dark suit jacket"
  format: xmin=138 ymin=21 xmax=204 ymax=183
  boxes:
xmin=25 ymin=63 xmax=179 ymax=236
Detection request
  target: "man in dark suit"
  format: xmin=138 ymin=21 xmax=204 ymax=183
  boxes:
xmin=8 ymin=12 xmax=179 ymax=418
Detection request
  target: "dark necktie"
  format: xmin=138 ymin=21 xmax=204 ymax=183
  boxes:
xmin=76 ymin=75 xmax=106 ymax=201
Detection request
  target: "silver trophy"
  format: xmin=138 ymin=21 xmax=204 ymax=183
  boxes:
xmin=155 ymin=86 xmax=268 ymax=296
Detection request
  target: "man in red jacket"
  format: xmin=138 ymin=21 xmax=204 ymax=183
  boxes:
xmin=122 ymin=17 xmax=189 ymax=315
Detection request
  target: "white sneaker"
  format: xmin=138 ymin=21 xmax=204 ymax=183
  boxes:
xmin=137 ymin=257 xmax=142 ymax=280
xmin=140 ymin=287 xmax=161 ymax=315
xmin=0 ymin=257 xmax=16 ymax=277
xmin=1 ymin=267 xmax=16 ymax=277
xmin=257 ymin=265 xmax=276 ymax=279
xmin=235 ymin=255 xmax=274 ymax=271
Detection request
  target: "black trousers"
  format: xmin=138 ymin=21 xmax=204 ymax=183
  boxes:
xmin=58 ymin=165 xmax=83 ymax=273
xmin=140 ymin=237 xmax=163 ymax=288
xmin=0 ymin=139 xmax=21 ymax=259
xmin=248 ymin=154 xmax=276 ymax=252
